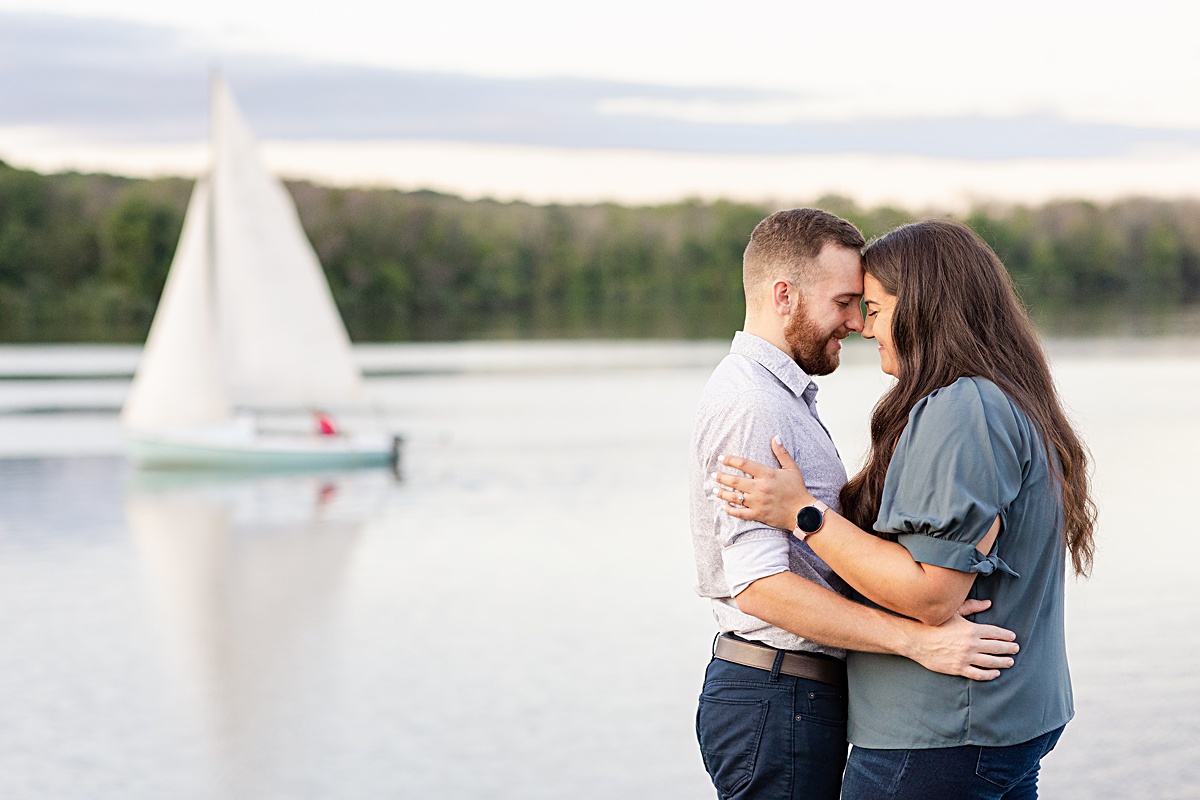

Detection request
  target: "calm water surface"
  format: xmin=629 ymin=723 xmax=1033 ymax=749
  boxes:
xmin=0 ymin=340 xmax=1196 ymax=799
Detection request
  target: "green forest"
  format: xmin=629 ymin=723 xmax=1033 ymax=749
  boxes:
xmin=1 ymin=159 xmax=1198 ymax=343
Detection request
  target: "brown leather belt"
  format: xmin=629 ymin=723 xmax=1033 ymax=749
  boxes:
xmin=714 ymin=634 xmax=847 ymax=690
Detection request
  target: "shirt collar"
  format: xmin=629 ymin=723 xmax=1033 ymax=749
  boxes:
xmin=731 ymin=331 xmax=817 ymax=399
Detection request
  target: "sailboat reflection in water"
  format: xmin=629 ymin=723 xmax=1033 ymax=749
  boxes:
xmin=121 ymin=77 xmax=398 ymax=469
xmin=127 ymin=468 xmax=390 ymax=796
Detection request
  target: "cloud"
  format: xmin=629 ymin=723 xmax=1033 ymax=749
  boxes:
xmin=3 ymin=12 xmax=1200 ymax=160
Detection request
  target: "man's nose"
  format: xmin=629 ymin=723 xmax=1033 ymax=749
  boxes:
xmin=846 ymin=306 xmax=864 ymax=332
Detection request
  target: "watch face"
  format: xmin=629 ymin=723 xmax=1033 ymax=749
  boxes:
xmin=796 ymin=505 xmax=824 ymax=533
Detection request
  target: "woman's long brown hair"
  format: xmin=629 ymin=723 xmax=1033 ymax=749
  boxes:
xmin=839 ymin=219 xmax=1096 ymax=576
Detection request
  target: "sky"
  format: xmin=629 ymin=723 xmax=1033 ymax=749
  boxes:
xmin=3 ymin=0 xmax=1200 ymax=207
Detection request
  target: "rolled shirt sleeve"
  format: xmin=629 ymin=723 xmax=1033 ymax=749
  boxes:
xmin=722 ymin=536 xmax=792 ymax=596
xmin=875 ymin=377 xmax=1024 ymax=577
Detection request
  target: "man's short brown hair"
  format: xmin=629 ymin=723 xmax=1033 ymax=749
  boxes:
xmin=743 ymin=208 xmax=865 ymax=298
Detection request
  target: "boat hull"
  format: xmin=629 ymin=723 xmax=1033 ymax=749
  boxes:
xmin=126 ymin=429 xmax=400 ymax=471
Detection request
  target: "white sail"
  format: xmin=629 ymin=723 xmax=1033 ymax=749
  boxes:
xmin=209 ymin=79 xmax=364 ymax=409
xmin=121 ymin=178 xmax=232 ymax=431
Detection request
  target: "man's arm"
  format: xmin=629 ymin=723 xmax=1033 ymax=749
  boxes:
xmin=735 ymin=571 xmax=1017 ymax=681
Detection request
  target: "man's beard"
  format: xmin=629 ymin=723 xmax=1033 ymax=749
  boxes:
xmin=784 ymin=305 xmax=842 ymax=376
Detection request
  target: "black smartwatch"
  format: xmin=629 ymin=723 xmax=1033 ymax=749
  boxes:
xmin=793 ymin=500 xmax=829 ymax=541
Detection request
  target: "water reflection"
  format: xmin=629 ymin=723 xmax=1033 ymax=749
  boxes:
xmin=126 ymin=468 xmax=392 ymax=800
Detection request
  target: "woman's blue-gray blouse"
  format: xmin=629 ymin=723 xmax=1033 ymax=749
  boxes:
xmin=846 ymin=376 xmax=1073 ymax=749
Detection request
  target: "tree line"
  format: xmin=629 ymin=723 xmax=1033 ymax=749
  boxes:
xmin=1 ymin=159 xmax=1197 ymax=343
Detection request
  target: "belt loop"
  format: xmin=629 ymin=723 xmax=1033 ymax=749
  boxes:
xmin=712 ymin=632 xmax=722 ymax=659
xmin=769 ymin=649 xmax=785 ymax=682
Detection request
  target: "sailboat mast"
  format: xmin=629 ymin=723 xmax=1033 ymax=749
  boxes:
xmin=206 ymin=73 xmax=223 ymax=405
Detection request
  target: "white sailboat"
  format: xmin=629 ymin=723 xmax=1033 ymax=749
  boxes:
xmin=122 ymin=78 xmax=398 ymax=469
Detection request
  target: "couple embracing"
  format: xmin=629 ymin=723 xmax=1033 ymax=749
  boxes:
xmin=689 ymin=209 xmax=1095 ymax=799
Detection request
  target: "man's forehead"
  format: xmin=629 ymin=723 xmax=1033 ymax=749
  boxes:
xmin=810 ymin=244 xmax=864 ymax=289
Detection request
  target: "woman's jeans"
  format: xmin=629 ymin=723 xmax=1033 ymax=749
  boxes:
xmin=696 ymin=656 xmax=848 ymax=800
xmin=841 ymin=725 xmax=1065 ymax=800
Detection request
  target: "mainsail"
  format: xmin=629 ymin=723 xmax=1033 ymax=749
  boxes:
xmin=122 ymin=77 xmax=364 ymax=434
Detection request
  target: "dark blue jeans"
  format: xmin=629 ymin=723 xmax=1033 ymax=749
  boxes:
xmin=696 ymin=656 xmax=848 ymax=800
xmin=841 ymin=725 xmax=1065 ymax=800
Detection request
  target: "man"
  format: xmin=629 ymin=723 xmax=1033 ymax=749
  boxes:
xmin=690 ymin=209 xmax=1019 ymax=800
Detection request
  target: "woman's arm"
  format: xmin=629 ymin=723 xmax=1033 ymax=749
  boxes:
xmin=713 ymin=438 xmax=1000 ymax=626
xmin=734 ymin=571 xmax=1016 ymax=679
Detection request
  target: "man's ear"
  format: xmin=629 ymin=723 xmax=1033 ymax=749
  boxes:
xmin=771 ymin=279 xmax=794 ymax=317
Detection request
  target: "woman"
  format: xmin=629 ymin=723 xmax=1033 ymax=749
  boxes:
xmin=711 ymin=219 xmax=1095 ymax=799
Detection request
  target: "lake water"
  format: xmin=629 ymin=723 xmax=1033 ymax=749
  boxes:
xmin=0 ymin=339 xmax=1197 ymax=799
